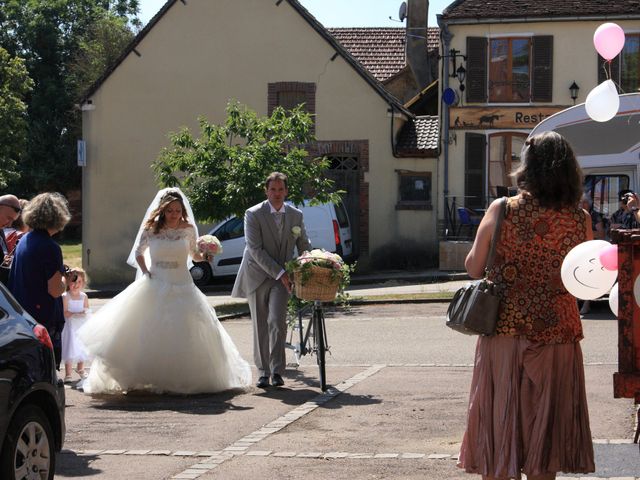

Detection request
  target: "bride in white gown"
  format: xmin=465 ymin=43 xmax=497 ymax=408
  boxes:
xmin=79 ymin=188 xmax=252 ymax=394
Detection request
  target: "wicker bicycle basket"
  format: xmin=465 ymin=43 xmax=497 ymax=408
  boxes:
xmin=293 ymin=264 xmax=342 ymax=302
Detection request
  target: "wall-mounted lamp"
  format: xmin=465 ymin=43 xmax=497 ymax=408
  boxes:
xmin=456 ymin=65 xmax=466 ymax=91
xmin=569 ymin=81 xmax=580 ymax=104
xmin=439 ymin=49 xmax=467 ymax=92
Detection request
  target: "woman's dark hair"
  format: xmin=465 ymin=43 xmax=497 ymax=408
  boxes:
xmin=144 ymin=190 xmax=189 ymax=234
xmin=511 ymin=131 xmax=583 ymax=209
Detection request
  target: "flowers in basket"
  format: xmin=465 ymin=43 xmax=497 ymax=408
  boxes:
xmin=196 ymin=234 xmax=223 ymax=256
xmin=286 ymin=249 xmax=352 ymax=302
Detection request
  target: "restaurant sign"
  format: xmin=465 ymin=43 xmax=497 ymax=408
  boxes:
xmin=449 ymin=106 xmax=566 ymax=130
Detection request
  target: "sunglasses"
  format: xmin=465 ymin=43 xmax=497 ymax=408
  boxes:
xmin=0 ymin=203 xmax=21 ymax=214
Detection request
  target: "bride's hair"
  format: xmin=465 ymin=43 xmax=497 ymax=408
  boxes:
xmin=144 ymin=190 xmax=189 ymax=233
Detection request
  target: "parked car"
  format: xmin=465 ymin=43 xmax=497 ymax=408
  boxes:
xmin=0 ymin=282 xmax=65 ymax=480
xmin=190 ymin=200 xmax=353 ymax=285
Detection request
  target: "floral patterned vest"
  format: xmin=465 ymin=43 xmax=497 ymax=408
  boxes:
xmin=488 ymin=194 xmax=588 ymax=344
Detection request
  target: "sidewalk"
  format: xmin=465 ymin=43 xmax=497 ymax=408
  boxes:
xmin=86 ymin=268 xmax=471 ymax=306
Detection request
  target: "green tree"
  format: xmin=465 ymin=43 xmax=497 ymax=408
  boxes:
xmin=68 ymin=12 xmax=136 ymax=99
xmin=0 ymin=0 xmax=140 ymax=195
xmin=0 ymin=47 xmax=33 ymax=189
xmin=153 ymin=102 xmax=342 ymax=222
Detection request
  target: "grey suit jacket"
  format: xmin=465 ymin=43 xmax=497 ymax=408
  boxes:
xmin=231 ymin=201 xmax=311 ymax=298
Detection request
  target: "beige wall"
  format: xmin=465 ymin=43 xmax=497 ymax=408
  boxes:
xmin=446 ymin=20 xmax=639 ymax=107
xmin=436 ymin=19 xmax=638 ymax=220
xmin=82 ymin=0 xmax=436 ymax=284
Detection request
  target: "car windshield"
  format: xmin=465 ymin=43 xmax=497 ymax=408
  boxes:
xmin=0 ymin=282 xmax=24 ymax=315
xmin=334 ymin=202 xmax=349 ymax=228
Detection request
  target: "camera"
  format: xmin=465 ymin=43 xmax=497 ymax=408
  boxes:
xmin=623 ymin=192 xmax=635 ymax=205
xmin=63 ymin=265 xmax=78 ymax=283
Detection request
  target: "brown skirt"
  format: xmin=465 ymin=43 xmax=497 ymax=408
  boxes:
xmin=458 ymin=335 xmax=595 ymax=479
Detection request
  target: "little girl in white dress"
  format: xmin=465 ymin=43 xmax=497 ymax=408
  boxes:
xmin=61 ymin=268 xmax=91 ymax=382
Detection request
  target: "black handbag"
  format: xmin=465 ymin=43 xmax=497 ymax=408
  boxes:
xmin=446 ymin=197 xmax=507 ymax=336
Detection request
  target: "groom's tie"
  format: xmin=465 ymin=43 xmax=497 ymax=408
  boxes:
xmin=273 ymin=211 xmax=284 ymax=235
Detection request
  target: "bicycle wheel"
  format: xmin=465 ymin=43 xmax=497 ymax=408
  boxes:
xmin=313 ymin=304 xmax=327 ymax=391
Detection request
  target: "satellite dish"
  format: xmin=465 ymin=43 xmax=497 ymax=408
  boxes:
xmin=398 ymin=2 xmax=407 ymax=22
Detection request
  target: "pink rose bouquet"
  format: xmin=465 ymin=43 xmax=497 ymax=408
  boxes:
xmin=197 ymin=234 xmax=223 ymax=256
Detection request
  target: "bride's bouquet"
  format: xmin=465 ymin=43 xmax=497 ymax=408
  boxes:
xmin=197 ymin=234 xmax=223 ymax=256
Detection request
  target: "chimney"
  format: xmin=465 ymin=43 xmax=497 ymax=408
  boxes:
xmin=405 ymin=0 xmax=432 ymax=89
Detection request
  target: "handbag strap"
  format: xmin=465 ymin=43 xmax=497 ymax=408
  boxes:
xmin=485 ymin=196 xmax=507 ymax=273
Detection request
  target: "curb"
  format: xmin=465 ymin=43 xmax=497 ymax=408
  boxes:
xmin=215 ymin=296 xmax=453 ymax=321
xmin=85 ymin=271 xmax=469 ymax=299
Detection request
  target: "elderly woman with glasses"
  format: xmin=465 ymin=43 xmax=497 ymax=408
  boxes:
xmin=9 ymin=193 xmax=72 ymax=369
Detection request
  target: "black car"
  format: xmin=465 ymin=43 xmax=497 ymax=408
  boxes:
xmin=0 ymin=282 xmax=65 ymax=480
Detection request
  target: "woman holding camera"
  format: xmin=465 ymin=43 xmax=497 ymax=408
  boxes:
xmin=9 ymin=192 xmax=72 ymax=369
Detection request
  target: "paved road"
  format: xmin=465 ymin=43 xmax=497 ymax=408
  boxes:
xmin=55 ymin=301 xmax=638 ymax=479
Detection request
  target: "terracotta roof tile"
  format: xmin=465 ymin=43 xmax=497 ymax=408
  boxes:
xmin=397 ymin=116 xmax=440 ymax=156
xmin=443 ymin=0 xmax=640 ymax=20
xmin=328 ymin=27 xmax=440 ymax=82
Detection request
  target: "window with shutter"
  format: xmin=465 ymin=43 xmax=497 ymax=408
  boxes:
xmin=465 ymin=133 xmax=486 ymax=209
xmin=478 ymin=35 xmax=553 ymax=103
xmin=267 ymin=82 xmax=316 ymax=115
xmin=466 ymin=37 xmax=487 ymax=103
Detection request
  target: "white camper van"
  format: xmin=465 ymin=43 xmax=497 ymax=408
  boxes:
xmin=190 ymin=200 xmax=353 ymax=285
xmin=528 ymin=92 xmax=640 ymax=224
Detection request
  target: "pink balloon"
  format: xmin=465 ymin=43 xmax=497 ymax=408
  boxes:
xmin=599 ymin=244 xmax=618 ymax=271
xmin=594 ymin=23 xmax=625 ymax=60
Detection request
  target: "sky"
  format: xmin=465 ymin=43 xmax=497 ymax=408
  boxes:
xmin=137 ymin=0 xmax=451 ymax=28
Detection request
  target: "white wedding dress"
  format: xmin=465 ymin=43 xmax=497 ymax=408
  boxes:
xmin=79 ymin=226 xmax=252 ymax=394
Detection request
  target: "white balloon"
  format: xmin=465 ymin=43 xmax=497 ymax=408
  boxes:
xmin=561 ymin=240 xmax=618 ymax=299
xmin=634 ymin=274 xmax=640 ymax=308
xmin=609 ymin=282 xmax=618 ymax=317
xmin=585 ymin=80 xmax=620 ymax=122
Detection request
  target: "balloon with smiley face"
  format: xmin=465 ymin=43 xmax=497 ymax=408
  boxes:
xmin=561 ymin=240 xmax=618 ymax=300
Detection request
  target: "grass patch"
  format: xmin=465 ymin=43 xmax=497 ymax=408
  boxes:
xmin=59 ymin=241 xmax=82 ymax=269
xmin=350 ymin=292 xmax=454 ymax=302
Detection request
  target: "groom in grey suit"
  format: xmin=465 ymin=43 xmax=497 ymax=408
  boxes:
xmin=232 ymin=172 xmax=311 ymax=388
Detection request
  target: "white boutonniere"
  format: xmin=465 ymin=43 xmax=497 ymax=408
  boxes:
xmin=291 ymin=226 xmax=301 ymax=239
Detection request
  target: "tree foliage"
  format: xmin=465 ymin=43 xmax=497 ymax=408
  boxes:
xmin=68 ymin=13 xmax=136 ymax=99
xmin=0 ymin=47 xmax=33 ymax=189
xmin=0 ymin=0 xmax=139 ymax=195
xmin=153 ymin=102 xmax=342 ymax=222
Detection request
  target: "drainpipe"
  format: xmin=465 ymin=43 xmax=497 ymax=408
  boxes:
xmin=437 ymin=15 xmax=452 ymax=236
xmin=390 ymin=104 xmax=401 ymax=158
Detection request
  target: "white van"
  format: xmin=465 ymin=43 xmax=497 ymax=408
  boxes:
xmin=190 ymin=200 xmax=353 ymax=285
xmin=528 ymin=92 xmax=640 ymax=222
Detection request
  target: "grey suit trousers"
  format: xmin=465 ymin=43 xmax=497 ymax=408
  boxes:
xmin=248 ymin=277 xmax=289 ymax=377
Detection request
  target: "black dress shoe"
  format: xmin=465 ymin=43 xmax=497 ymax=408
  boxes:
xmin=271 ymin=374 xmax=285 ymax=387
xmin=256 ymin=376 xmax=270 ymax=388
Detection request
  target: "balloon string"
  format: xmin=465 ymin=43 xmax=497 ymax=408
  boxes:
xmin=605 ymin=59 xmax=625 ymax=94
